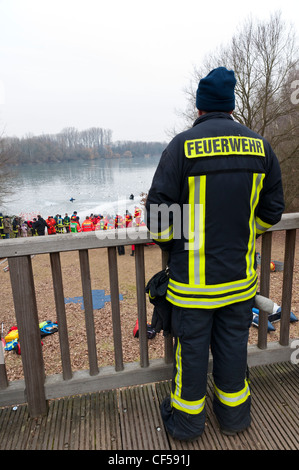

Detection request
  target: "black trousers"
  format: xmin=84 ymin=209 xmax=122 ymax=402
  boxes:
xmin=161 ymin=298 xmax=254 ymax=440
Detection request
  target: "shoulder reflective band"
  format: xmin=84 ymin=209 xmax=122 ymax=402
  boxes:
xmin=184 ymin=136 xmax=265 ymax=159
xmin=214 ymin=380 xmax=250 ymax=407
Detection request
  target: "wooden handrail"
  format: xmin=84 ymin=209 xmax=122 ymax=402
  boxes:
xmin=0 ymin=213 xmax=298 ymax=417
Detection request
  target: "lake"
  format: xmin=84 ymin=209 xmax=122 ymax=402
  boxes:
xmin=2 ymin=156 xmax=162 ymax=221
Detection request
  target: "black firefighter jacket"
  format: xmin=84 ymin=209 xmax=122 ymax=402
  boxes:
xmin=146 ymin=112 xmax=285 ymax=309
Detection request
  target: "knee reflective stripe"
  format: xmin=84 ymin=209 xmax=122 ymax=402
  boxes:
xmin=171 ymin=392 xmax=206 ymax=415
xmin=172 ymin=338 xmax=205 ymax=415
xmin=214 ymin=380 xmax=250 ymax=407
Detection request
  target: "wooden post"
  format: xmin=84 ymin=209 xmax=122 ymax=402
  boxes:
xmin=107 ymin=247 xmax=124 ymax=371
xmin=161 ymin=250 xmax=173 ymax=364
xmin=79 ymin=249 xmax=99 ymax=376
xmin=0 ymin=347 xmax=8 ymax=390
xmin=135 ymin=244 xmax=149 ymax=368
xmin=258 ymin=231 xmax=272 ymax=350
xmin=8 ymin=256 xmax=48 ymax=417
xmin=280 ymin=229 xmax=296 ymax=346
xmin=50 ymin=252 xmax=72 ymax=380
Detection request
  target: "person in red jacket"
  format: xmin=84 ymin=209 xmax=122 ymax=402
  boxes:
xmin=46 ymin=216 xmax=56 ymax=235
xmin=81 ymin=216 xmax=95 ymax=232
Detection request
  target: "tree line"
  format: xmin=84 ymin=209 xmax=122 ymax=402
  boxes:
xmin=2 ymin=127 xmax=166 ymax=165
xmin=1 ymin=12 xmax=298 ymax=211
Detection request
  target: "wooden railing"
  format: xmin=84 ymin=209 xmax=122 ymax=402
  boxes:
xmin=0 ymin=214 xmax=298 ymax=417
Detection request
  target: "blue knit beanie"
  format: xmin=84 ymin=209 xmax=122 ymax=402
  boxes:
xmin=196 ymin=67 xmax=236 ymax=112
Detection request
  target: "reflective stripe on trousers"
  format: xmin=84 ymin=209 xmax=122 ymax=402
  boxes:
xmin=214 ymin=379 xmax=250 ymax=407
xmin=171 ymin=338 xmax=206 ymax=415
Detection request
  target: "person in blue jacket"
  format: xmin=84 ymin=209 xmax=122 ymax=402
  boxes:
xmin=146 ymin=67 xmax=284 ymax=440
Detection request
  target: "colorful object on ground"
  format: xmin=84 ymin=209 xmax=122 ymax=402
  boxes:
xmin=39 ymin=321 xmax=58 ymax=337
xmin=251 ymin=308 xmax=276 ymax=332
xmin=3 ymin=321 xmax=58 ymax=355
xmin=64 ymin=289 xmax=123 ymax=310
xmin=133 ymin=319 xmax=156 ymax=339
xmin=5 ymin=326 xmax=18 ymax=343
xmin=268 ymin=308 xmax=298 ymax=324
xmin=252 ymin=306 xmax=298 ymax=332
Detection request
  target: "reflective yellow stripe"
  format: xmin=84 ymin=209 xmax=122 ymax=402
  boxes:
xmin=150 ymin=224 xmax=173 ymax=242
xmin=188 ymin=177 xmax=195 ymax=284
xmin=166 ymin=279 xmax=257 ymax=309
xmin=174 ymin=338 xmax=182 ymax=398
xmin=188 ymin=176 xmax=206 ymax=285
xmin=214 ymin=380 xmax=250 ymax=407
xmin=172 ymin=338 xmax=205 ymax=414
xmin=171 ymin=392 xmax=206 ymax=415
xmin=168 ymin=275 xmax=257 ymax=295
xmin=246 ymin=173 xmax=265 ymax=277
xmin=166 ymin=287 xmax=257 ymax=309
xmin=199 ymin=177 xmax=206 ymax=284
xmin=255 ymin=216 xmax=273 ymax=235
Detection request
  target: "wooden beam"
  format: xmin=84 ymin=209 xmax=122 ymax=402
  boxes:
xmin=50 ymin=252 xmax=72 ymax=380
xmin=8 ymin=256 xmax=48 ymax=417
xmin=107 ymin=247 xmax=124 ymax=372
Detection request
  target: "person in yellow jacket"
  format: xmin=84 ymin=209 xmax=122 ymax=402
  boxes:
xmin=56 ymin=215 xmax=64 ymax=234
xmin=0 ymin=213 xmax=4 ymax=239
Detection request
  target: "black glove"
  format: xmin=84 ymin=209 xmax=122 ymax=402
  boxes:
xmin=146 ymin=270 xmax=172 ymax=336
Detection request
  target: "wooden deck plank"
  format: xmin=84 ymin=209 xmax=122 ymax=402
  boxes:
xmin=0 ymin=362 xmax=298 ymax=450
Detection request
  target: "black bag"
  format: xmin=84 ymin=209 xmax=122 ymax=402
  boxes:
xmin=145 ymin=269 xmax=172 ymax=336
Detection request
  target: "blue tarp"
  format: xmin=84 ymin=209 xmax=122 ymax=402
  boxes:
xmin=64 ymin=289 xmax=123 ymax=310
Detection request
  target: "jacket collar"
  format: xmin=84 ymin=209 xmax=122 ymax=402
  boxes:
xmin=192 ymin=112 xmax=234 ymax=128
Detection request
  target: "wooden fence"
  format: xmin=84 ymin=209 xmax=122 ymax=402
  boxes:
xmin=0 ymin=214 xmax=298 ymax=417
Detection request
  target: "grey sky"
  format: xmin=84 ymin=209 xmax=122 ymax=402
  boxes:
xmin=0 ymin=0 xmax=298 ymax=142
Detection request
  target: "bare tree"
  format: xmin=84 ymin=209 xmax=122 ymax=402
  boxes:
xmin=179 ymin=11 xmax=299 ymax=210
xmin=0 ymin=135 xmax=17 ymax=206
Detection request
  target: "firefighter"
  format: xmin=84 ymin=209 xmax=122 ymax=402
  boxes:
xmin=134 ymin=207 xmax=142 ymax=226
xmin=114 ymin=214 xmax=125 ymax=255
xmin=146 ymin=67 xmax=285 ymax=440
xmin=56 ymin=214 xmax=64 ymax=234
xmin=63 ymin=213 xmax=70 ymax=233
xmin=81 ymin=216 xmax=94 ymax=232
xmin=12 ymin=216 xmax=20 ymax=237
xmin=46 ymin=216 xmax=56 ymax=235
xmin=0 ymin=212 xmax=5 ymax=239
xmin=70 ymin=216 xmax=81 ymax=233
xmin=125 ymin=210 xmax=133 ymax=227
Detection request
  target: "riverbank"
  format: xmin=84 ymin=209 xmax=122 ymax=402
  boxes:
xmin=1 ymin=231 xmax=298 ymax=381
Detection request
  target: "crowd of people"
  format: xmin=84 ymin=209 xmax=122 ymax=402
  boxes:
xmin=0 ymin=207 xmax=144 ymax=241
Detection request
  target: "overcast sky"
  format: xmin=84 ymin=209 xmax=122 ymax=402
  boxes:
xmin=0 ymin=0 xmax=298 ymax=143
